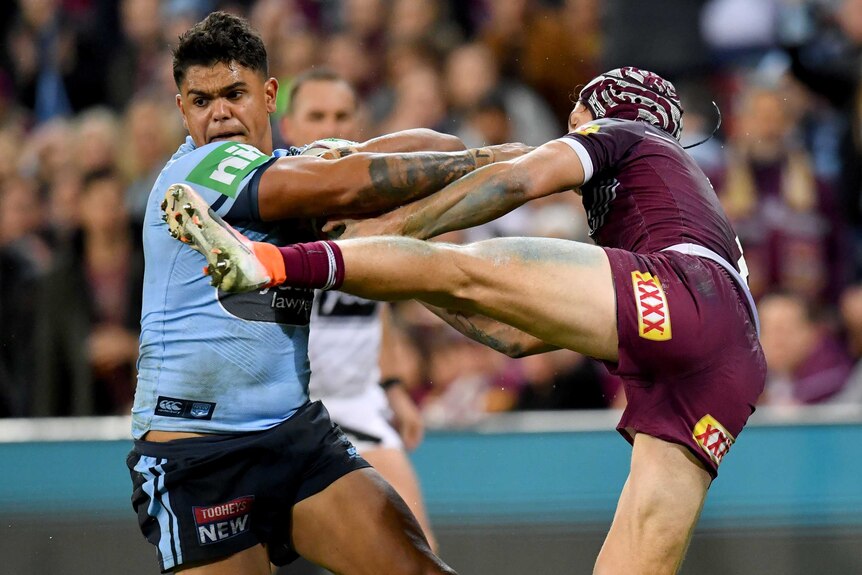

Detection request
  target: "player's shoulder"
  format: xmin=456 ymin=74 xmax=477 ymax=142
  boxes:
xmin=159 ymin=139 xmax=273 ymax=198
xmin=569 ymin=117 xmax=646 ymax=138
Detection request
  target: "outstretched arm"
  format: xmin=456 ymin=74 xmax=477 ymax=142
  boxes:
xmin=423 ymin=304 xmax=559 ymax=358
xmin=258 ymin=140 xmax=529 ymax=221
xmin=338 ymin=140 xmax=586 ymax=240
xmin=354 ymin=129 xmax=466 ymax=154
xmin=316 ymin=129 xmax=466 ymax=158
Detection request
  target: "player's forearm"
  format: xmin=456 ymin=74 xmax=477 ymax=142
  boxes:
xmin=423 ymin=304 xmax=558 ymax=358
xmin=339 ymin=148 xmax=495 ymax=214
xmin=356 ymin=129 xmax=465 ymax=154
xmin=376 ymin=161 xmax=530 ymax=239
xmin=260 ymin=150 xmax=493 ymax=220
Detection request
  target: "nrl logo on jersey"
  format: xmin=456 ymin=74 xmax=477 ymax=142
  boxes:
xmin=186 ymin=143 xmax=269 ymax=198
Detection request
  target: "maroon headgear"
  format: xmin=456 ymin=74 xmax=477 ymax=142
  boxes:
xmin=578 ymin=67 xmax=684 ymax=140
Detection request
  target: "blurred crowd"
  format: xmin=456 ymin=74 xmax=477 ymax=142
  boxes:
xmin=3 ymin=0 xmax=862 ymax=423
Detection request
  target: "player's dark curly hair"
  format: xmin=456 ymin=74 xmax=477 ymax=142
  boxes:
xmin=172 ymin=11 xmax=268 ymax=88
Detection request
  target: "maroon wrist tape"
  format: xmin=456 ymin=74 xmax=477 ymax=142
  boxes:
xmin=276 ymin=241 xmax=344 ymax=290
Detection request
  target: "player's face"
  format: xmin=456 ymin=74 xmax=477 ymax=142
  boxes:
xmin=176 ymin=62 xmax=278 ymax=154
xmin=568 ymin=101 xmax=594 ymax=133
xmin=281 ymin=79 xmax=360 ymax=146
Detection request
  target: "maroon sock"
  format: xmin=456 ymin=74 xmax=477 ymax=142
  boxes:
xmin=276 ymin=241 xmax=345 ymax=290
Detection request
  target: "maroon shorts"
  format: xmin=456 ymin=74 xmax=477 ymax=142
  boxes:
xmin=603 ymin=247 xmax=766 ymax=478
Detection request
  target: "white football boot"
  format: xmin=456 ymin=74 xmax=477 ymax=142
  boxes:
xmin=161 ymin=183 xmax=271 ymax=292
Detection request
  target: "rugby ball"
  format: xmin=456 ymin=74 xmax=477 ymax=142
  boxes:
xmin=299 ymin=137 xmax=358 ymax=158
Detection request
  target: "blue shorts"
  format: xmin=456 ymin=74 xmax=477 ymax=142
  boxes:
xmin=127 ymin=401 xmax=370 ymax=572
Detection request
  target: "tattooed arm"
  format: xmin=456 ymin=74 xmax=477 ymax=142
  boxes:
xmin=318 ymin=129 xmax=466 ymax=159
xmin=424 ymin=304 xmax=558 ymax=358
xmin=340 ymin=140 xmax=586 ymax=239
xmin=256 ymin=144 xmax=525 ymax=221
xmin=356 ymin=129 xmax=466 ymax=154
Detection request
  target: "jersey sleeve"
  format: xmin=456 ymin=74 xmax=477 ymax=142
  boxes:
xmin=556 ymin=119 xmax=644 ymax=184
xmin=165 ymin=142 xmax=276 ymax=221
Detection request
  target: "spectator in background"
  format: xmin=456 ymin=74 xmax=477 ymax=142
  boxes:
xmin=758 ymin=291 xmax=853 ymax=406
xmin=325 ymin=0 xmax=387 ymax=96
xmin=74 ymin=107 xmax=121 ymax=175
xmin=836 ymin=283 xmax=862 ymax=403
xmin=375 ymin=62 xmax=450 ymax=135
xmin=119 ymin=95 xmax=184 ymax=221
xmin=33 ymin=168 xmax=142 ymax=416
xmin=0 ymin=175 xmax=52 ymax=416
xmin=444 ymin=42 xmax=560 ymax=146
xmin=44 ymin=165 xmax=82 ymax=244
xmin=419 ymin=326 xmax=520 ymax=427
xmin=386 ymin=0 xmax=463 ymax=58
xmin=782 ymin=0 xmax=862 ymax=277
xmin=323 ymin=32 xmax=379 ymax=99
xmin=0 ymin=125 xmax=25 ymax=182
xmin=18 ymin=117 xmax=75 ymax=191
xmin=6 ymin=0 xmax=104 ymax=121
xmin=717 ymin=80 xmax=843 ymax=303
xmin=270 ymin=28 xmax=320 ymax=121
xmin=602 ymin=0 xmax=710 ymax=76
xmin=105 ymin=0 xmax=167 ymax=110
xmin=476 ymin=0 xmax=602 ymax=126
xmin=0 ymin=72 xmax=30 ymax=133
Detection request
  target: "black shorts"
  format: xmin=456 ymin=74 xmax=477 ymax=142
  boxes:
xmin=127 ymin=401 xmax=370 ymax=573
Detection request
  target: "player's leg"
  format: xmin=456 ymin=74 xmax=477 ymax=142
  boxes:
xmin=336 ymin=236 xmax=619 ymax=360
xmin=290 ymin=467 xmax=454 ymax=575
xmin=163 ymin=185 xmax=616 ymax=358
xmin=593 ymin=433 xmax=711 ymax=575
xmin=361 ymin=447 xmax=437 ymax=551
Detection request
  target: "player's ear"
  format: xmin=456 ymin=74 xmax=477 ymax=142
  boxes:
xmin=265 ymin=77 xmax=278 ymax=114
xmin=175 ymin=94 xmax=189 ymax=131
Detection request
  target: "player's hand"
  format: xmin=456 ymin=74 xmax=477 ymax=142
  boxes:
xmin=485 ymin=142 xmax=535 ymax=162
xmin=323 ymin=216 xmax=397 ymax=239
xmin=385 ymin=383 xmax=425 ymax=451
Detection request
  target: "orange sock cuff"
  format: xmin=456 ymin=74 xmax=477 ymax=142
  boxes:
xmin=252 ymin=241 xmax=287 ymax=287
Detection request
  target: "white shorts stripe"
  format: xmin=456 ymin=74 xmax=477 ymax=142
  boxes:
xmin=136 ymin=455 xmax=183 ymax=570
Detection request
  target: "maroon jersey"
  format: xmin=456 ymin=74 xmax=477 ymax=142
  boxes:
xmin=561 ymin=118 xmax=743 ymax=273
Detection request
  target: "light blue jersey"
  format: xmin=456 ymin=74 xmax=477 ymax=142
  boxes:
xmin=132 ymin=137 xmax=315 ymax=438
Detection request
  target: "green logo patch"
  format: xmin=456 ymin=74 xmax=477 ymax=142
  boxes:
xmin=186 ymin=143 xmax=269 ymax=198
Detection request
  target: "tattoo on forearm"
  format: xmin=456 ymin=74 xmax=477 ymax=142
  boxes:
xmin=365 ymin=153 xmax=477 ymax=204
xmin=453 ymin=313 xmax=523 ymax=356
xmin=473 ymin=148 xmax=493 ymax=166
xmin=407 ymin=169 xmax=529 ymax=238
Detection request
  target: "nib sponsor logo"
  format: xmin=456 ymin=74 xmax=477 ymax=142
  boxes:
xmin=193 ymin=496 xmax=254 ymax=545
xmin=692 ymin=415 xmax=735 ymax=466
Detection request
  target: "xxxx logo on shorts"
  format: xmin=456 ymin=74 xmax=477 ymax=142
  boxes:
xmin=631 ymin=271 xmax=671 ymax=341
xmin=186 ymin=143 xmax=269 ymax=198
xmin=692 ymin=414 xmax=735 ymax=466
xmin=193 ymin=495 xmax=254 ymax=545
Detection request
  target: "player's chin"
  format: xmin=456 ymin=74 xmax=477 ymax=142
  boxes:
xmin=208 ymin=133 xmax=247 ymax=144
